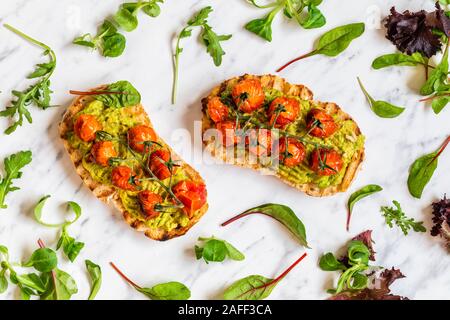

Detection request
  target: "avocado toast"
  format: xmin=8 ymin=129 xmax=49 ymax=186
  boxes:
xmin=201 ymin=74 xmax=365 ymax=197
xmin=60 ymin=81 xmax=208 ymax=240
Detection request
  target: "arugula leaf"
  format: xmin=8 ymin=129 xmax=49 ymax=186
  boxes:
xmin=40 ymin=268 xmax=78 ymax=300
xmin=223 ymin=253 xmax=307 ymax=300
xmin=407 ymin=136 xmax=449 ymax=198
xmin=372 ymin=52 xmax=426 ymax=69
xmin=222 ymin=203 xmax=309 ymax=247
xmin=357 ymin=77 xmax=405 ymax=118
xmin=277 ymin=23 xmax=365 ymax=72
xmin=195 ymin=237 xmax=245 ymax=263
xmin=85 ymin=260 xmax=102 ymax=300
xmin=0 ymin=151 xmax=32 ymax=209
xmin=110 ymin=262 xmax=190 ymax=300
xmin=0 ymin=25 xmax=56 ymax=134
xmin=381 ymin=200 xmax=426 ymax=235
xmin=201 ymin=24 xmax=232 ymax=67
xmin=22 ymin=248 xmax=58 ymax=273
xmin=172 ymin=6 xmax=231 ymax=104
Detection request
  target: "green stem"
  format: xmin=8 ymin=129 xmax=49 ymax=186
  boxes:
xmin=171 ymin=28 xmax=185 ymax=105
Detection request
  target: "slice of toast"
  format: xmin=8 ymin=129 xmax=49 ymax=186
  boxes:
xmin=201 ymin=74 xmax=365 ymax=197
xmin=59 ymin=86 xmax=208 ymax=240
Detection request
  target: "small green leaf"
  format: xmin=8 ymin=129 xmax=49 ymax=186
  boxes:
xmin=245 ymin=15 xmax=274 ymax=42
xmin=40 ymin=269 xmax=78 ymax=300
xmin=23 ymin=248 xmax=57 ymax=273
xmin=137 ymin=282 xmax=191 ymax=300
xmin=357 ymin=78 xmax=405 ymax=118
xmin=195 ymin=237 xmax=245 ymax=263
xmin=223 ymin=275 xmax=276 ymax=300
xmin=408 ymin=152 xmax=439 ymax=199
xmin=420 ymin=46 xmax=449 ymax=96
xmin=381 ymin=200 xmax=426 ymax=235
xmin=0 ymin=269 xmax=8 ymax=294
xmin=315 ymin=23 xmax=365 ymax=57
xmin=223 ymin=203 xmax=309 ymax=247
xmin=372 ymin=52 xmax=425 ymax=69
xmin=85 ymin=260 xmax=102 ymax=300
xmin=431 ymin=96 xmax=449 ymax=114
xmin=95 ymin=80 xmax=141 ymax=108
xmin=319 ymin=253 xmax=346 ymax=271
xmin=115 ymin=7 xmax=138 ymax=32
xmin=346 ymin=184 xmax=383 ymax=230
xmin=102 ymin=33 xmax=126 ymax=58
xmin=300 ymin=4 xmax=326 ymax=29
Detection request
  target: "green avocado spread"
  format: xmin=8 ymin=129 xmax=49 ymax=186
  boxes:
xmin=217 ymin=86 xmax=365 ymax=189
xmin=68 ymin=100 xmax=191 ymax=232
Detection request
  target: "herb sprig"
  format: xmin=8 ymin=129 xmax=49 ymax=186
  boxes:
xmin=0 ymin=24 xmax=56 ymax=134
xmin=172 ymin=6 xmax=232 ymax=104
xmin=245 ymin=0 xmax=326 ymax=42
xmin=381 ymin=200 xmax=426 ymax=235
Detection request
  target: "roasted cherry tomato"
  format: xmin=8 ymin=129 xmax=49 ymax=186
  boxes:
xmin=216 ymin=121 xmax=241 ymax=146
xmin=149 ymin=149 xmax=177 ymax=180
xmin=207 ymin=97 xmax=229 ymax=123
xmin=277 ymin=138 xmax=306 ymax=167
xmin=310 ymin=149 xmax=343 ymax=176
xmin=128 ymin=125 xmax=157 ymax=153
xmin=138 ymin=190 xmax=162 ymax=219
xmin=74 ymin=114 xmax=102 ymax=142
xmin=268 ymin=97 xmax=300 ymax=128
xmin=247 ymin=129 xmax=272 ymax=157
xmin=306 ymin=109 xmax=338 ymax=138
xmin=231 ymin=79 xmax=265 ymax=113
xmin=111 ymin=166 xmax=137 ymax=191
xmin=91 ymin=141 xmax=117 ymax=167
xmin=172 ymin=181 xmax=207 ymax=218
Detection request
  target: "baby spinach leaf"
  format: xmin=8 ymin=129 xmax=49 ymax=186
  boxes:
xmin=110 ymin=262 xmax=190 ymax=300
xmin=85 ymin=260 xmax=102 ymax=300
xmin=357 ymin=77 xmax=405 ymax=118
xmin=95 ymin=80 xmax=141 ymax=108
xmin=40 ymin=268 xmax=78 ymax=300
xmin=0 ymin=150 xmax=32 ymax=209
xmin=195 ymin=237 xmax=245 ymax=263
xmin=102 ymin=33 xmax=127 ymax=58
xmin=223 ymin=252 xmax=307 ymax=300
xmin=222 ymin=203 xmax=309 ymax=247
xmin=381 ymin=200 xmax=426 ymax=235
xmin=408 ymin=136 xmax=449 ymax=198
xmin=277 ymin=23 xmax=365 ymax=72
xmin=137 ymin=282 xmax=191 ymax=300
xmin=346 ymin=184 xmax=383 ymax=231
xmin=319 ymin=253 xmax=346 ymax=271
xmin=23 ymin=248 xmax=57 ymax=273
xmin=372 ymin=52 xmax=426 ymax=69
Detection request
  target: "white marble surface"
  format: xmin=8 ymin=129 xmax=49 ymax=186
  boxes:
xmin=0 ymin=0 xmax=449 ymax=300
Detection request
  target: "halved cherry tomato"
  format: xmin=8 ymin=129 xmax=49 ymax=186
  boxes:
xmin=128 ymin=125 xmax=157 ymax=153
xmin=216 ymin=121 xmax=241 ymax=146
xmin=247 ymin=129 xmax=272 ymax=157
xmin=231 ymin=79 xmax=265 ymax=113
xmin=149 ymin=149 xmax=177 ymax=180
xmin=138 ymin=190 xmax=162 ymax=219
xmin=91 ymin=141 xmax=117 ymax=167
xmin=277 ymin=137 xmax=306 ymax=167
xmin=207 ymin=97 xmax=229 ymax=123
xmin=268 ymin=97 xmax=300 ymax=128
xmin=310 ymin=149 xmax=343 ymax=176
xmin=74 ymin=114 xmax=102 ymax=142
xmin=172 ymin=181 xmax=207 ymax=218
xmin=111 ymin=166 xmax=137 ymax=191
xmin=306 ymin=109 xmax=338 ymax=138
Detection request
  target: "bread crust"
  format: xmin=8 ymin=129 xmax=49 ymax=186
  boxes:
xmin=59 ymin=87 xmax=208 ymax=241
xmin=201 ymin=74 xmax=365 ymax=197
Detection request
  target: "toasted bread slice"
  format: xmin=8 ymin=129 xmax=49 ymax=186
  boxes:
xmin=201 ymin=74 xmax=365 ymax=197
xmin=59 ymin=86 xmax=208 ymax=241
